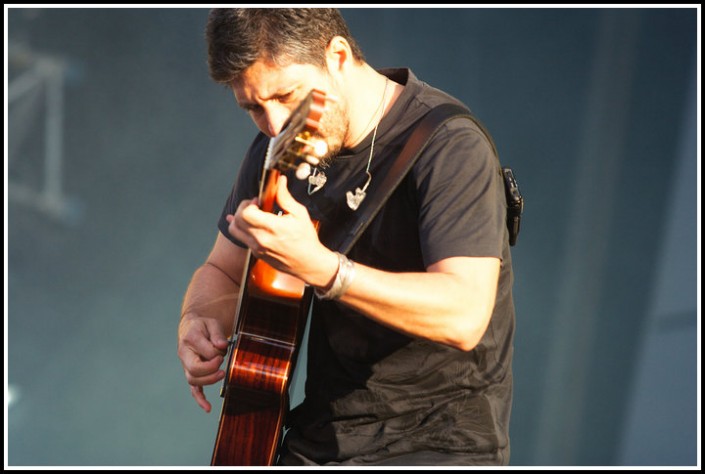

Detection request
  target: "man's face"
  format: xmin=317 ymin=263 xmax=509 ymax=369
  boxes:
xmin=231 ymin=59 xmax=348 ymax=160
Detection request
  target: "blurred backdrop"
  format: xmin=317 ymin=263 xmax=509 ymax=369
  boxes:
xmin=5 ymin=6 xmax=699 ymax=467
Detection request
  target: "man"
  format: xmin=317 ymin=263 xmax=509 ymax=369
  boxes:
xmin=177 ymin=8 xmax=516 ymax=466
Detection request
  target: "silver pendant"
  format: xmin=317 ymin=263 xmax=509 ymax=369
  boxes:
xmin=346 ymin=171 xmax=372 ymax=211
xmin=346 ymin=187 xmax=366 ymax=210
xmin=307 ymin=169 xmax=327 ymax=195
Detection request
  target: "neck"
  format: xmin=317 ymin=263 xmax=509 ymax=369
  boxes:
xmin=345 ymin=67 xmax=395 ymax=148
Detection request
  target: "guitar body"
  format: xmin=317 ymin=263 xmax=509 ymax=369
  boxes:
xmin=211 ymin=90 xmax=328 ymax=466
xmin=210 ymin=267 xmax=312 ymax=465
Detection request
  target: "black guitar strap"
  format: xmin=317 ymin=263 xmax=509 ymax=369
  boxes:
xmin=329 ymin=102 xmax=500 ymax=255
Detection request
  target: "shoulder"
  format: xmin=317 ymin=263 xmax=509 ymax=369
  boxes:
xmin=413 ymin=109 xmax=498 ymax=179
xmin=397 ymin=69 xmax=493 ymax=148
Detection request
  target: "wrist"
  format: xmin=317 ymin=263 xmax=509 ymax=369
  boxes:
xmin=314 ymin=252 xmax=356 ymax=300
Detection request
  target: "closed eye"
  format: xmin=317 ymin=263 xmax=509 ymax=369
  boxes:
xmin=276 ymin=91 xmax=295 ymax=103
xmin=238 ymin=100 xmax=258 ymax=111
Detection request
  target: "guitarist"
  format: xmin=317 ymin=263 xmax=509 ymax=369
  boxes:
xmin=178 ymin=8 xmax=517 ymax=466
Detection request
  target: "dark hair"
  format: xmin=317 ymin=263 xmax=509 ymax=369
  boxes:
xmin=206 ymin=8 xmax=365 ymax=84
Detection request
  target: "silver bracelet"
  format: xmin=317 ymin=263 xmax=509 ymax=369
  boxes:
xmin=315 ymin=252 xmax=356 ymax=300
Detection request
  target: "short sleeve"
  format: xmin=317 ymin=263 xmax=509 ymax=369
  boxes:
xmin=413 ymin=118 xmax=506 ymax=267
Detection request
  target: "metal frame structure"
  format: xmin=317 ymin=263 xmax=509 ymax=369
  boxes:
xmin=8 ymin=44 xmax=79 ymax=221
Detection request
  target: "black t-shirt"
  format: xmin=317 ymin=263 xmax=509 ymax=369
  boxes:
xmin=218 ymin=69 xmax=515 ymax=465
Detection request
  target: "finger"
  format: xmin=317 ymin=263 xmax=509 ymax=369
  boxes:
xmin=230 ymin=203 xmax=275 ymax=247
xmin=226 ymin=212 xmax=258 ymax=250
xmin=179 ymin=341 xmax=225 ymax=381
xmin=238 ymin=199 xmax=268 ymax=226
xmin=187 ymin=351 xmax=225 ymax=375
xmin=184 ymin=358 xmax=225 ymax=387
xmin=226 ymin=214 xmax=240 ymax=241
xmin=202 ymin=318 xmax=230 ymax=353
xmin=190 ymin=384 xmax=213 ymax=413
xmin=236 ymin=196 xmax=259 ymax=209
xmin=275 ymin=176 xmax=307 ymax=216
xmin=186 ymin=371 xmax=225 ymax=391
xmin=181 ymin=322 xmax=227 ymax=362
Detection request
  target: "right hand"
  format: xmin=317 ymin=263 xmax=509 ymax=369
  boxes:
xmin=177 ymin=314 xmax=230 ymax=412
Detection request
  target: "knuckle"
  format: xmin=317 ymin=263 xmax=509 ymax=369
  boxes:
xmin=184 ymin=371 xmax=196 ymax=386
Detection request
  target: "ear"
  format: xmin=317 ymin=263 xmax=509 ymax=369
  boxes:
xmin=324 ymin=36 xmax=353 ymax=75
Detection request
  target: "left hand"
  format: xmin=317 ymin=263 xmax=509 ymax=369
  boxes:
xmin=226 ymin=176 xmax=337 ymax=287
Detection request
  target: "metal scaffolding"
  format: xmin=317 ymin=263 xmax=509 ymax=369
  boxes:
xmin=8 ymin=43 xmax=81 ymax=222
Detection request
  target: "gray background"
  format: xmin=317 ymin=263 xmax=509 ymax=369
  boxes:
xmin=6 ymin=6 xmax=698 ymax=467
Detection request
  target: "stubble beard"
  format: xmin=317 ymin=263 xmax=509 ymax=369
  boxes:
xmin=314 ymin=97 xmax=349 ymax=168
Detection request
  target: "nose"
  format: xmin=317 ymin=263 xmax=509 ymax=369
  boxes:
xmin=261 ymin=106 xmax=290 ymax=137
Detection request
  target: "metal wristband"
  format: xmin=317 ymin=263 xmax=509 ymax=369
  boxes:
xmin=315 ymin=252 xmax=356 ymax=300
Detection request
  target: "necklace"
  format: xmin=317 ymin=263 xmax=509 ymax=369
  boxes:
xmin=307 ymin=77 xmax=390 ymax=200
xmin=345 ymin=78 xmax=389 ymax=210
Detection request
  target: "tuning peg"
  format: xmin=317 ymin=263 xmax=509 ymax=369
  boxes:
xmin=295 ymin=136 xmax=328 ymax=159
xmin=295 ymin=162 xmax=312 ymax=180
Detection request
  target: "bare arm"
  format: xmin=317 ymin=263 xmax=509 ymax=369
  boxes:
xmin=337 ymin=256 xmax=499 ymax=351
xmin=177 ymin=232 xmax=248 ymax=412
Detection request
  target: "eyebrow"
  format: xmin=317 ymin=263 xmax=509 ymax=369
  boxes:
xmin=237 ymin=100 xmax=259 ymax=111
xmin=237 ymin=87 xmax=297 ymax=111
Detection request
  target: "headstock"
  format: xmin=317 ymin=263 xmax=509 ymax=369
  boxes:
xmin=264 ymin=89 xmax=329 ymax=180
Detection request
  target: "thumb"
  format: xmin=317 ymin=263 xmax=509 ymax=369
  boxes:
xmin=204 ymin=319 xmax=229 ymax=350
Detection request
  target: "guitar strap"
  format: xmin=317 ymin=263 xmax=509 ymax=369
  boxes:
xmin=328 ymin=102 xmax=496 ymax=255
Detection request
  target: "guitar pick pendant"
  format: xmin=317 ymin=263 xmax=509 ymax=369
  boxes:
xmin=346 ymin=187 xmax=366 ymax=210
xmin=341 ymin=79 xmax=388 ymax=213
xmin=307 ymin=169 xmax=327 ymax=195
xmin=346 ymin=171 xmax=372 ymax=211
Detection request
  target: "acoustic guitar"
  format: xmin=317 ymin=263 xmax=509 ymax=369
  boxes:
xmin=211 ymin=89 xmax=329 ymax=465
